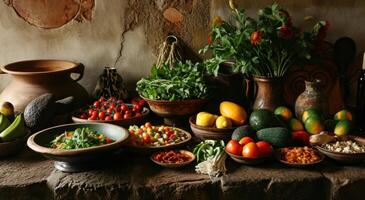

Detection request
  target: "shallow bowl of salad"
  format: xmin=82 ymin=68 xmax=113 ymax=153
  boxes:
xmin=27 ymin=123 xmax=129 ymax=172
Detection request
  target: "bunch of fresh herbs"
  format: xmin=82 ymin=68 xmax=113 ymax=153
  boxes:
xmin=136 ymin=61 xmax=210 ymax=101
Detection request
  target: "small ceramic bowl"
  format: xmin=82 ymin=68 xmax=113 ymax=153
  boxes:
xmin=27 ymin=123 xmax=129 ymax=172
xmin=315 ymin=135 xmax=365 ymax=164
xmin=72 ymin=104 xmax=150 ymax=128
xmin=225 ymin=150 xmax=272 ymax=165
xmin=150 ymin=150 xmax=195 ymax=168
xmin=189 ymin=116 xmax=234 ymax=141
xmin=0 ymin=130 xmax=31 ymax=157
xmin=275 ymin=148 xmax=325 ymax=167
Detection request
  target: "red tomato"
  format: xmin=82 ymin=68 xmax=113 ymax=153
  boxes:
xmin=242 ymin=142 xmax=260 ymax=158
xmin=98 ymin=97 xmax=106 ymax=102
xmin=226 ymin=140 xmax=243 ymax=156
xmin=124 ymin=113 xmax=131 ymax=119
xmin=109 ymin=103 xmax=117 ymax=109
xmin=120 ymin=104 xmax=128 ymax=112
xmin=125 ymin=110 xmax=131 ymax=115
xmin=105 ymin=116 xmax=112 ymax=121
xmin=106 ymin=137 xmax=113 ymax=143
xmin=88 ymin=109 xmax=95 ymax=116
xmin=113 ymin=112 xmax=122 ymax=120
xmin=93 ymin=101 xmax=101 ymax=107
xmin=107 ymin=107 xmax=114 ymax=114
xmin=239 ymin=137 xmax=254 ymax=146
xmin=131 ymin=99 xmax=139 ymax=105
xmin=292 ymin=131 xmax=310 ymax=146
xmin=88 ymin=115 xmax=97 ymax=120
xmin=145 ymin=122 xmax=152 ymax=128
xmin=133 ymin=104 xmax=141 ymax=111
xmin=98 ymin=111 xmax=106 ymax=120
xmin=91 ymin=110 xmax=98 ymax=117
xmin=143 ymin=135 xmax=150 ymax=143
xmin=256 ymin=141 xmax=273 ymax=157
xmin=139 ymin=99 xmax=146 ymax=107
xmin=79 ymin=113 xmax=88 ymax=119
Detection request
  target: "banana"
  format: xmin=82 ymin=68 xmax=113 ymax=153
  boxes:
xmin=0 ymin=114 xmax=26 ymax=142
xmin=0 ymin=113 xmax=10 ymax=132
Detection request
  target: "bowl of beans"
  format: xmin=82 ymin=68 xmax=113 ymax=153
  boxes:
xmin=315 ymin=135 xmax=365 ymax=164
xmin=275 ymin=147 xmax=325 ymax=167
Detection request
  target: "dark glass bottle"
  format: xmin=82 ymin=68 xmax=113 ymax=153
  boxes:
xmin=356 ymin=53 xmax=365 ymax=132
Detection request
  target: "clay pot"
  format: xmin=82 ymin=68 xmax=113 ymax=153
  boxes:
xmin=252 ymin=76 xmax=284 ymax=111
xmin=0 ymin=60 xmax=89 ymax=112
xmin=295 ymin=79 xmax=328 ymax=118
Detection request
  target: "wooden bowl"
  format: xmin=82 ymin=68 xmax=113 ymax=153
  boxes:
xmin=0 ymin=130 xmax=31 ymax=157
xmin=150 ymin=150 xmax=195 ymax=168
xmin=315 ymin=135 xmax=365 ymax=164
xmin=275 ymin=148 xmax=325 ymax=167
xmin=126 ymin=127 xmax=192 ymax=154
xmin=27 ymin=123 xmax=129 ymax=172
xmin=141 ymin=97 xmax=209 ymax=118
xmin=72 ymin=104 xmax=150 ymax=128
xmin=189 ymin=116 xmax=233 ymax=141
xmin=226 ymin=150 xmax=272 ymax=165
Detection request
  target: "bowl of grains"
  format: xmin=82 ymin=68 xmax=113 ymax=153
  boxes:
xmin=275 ymin=147 xmax=325 ymax=167
xmin=315 ymin=135 xmax=365 ymax=164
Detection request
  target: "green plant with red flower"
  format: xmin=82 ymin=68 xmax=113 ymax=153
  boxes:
xmin=200 ymin=3 xmax=329 ymax=77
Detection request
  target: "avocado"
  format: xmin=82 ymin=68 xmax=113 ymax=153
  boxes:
xmin=249 ymin=109 xmax=283 ymax=131
xmin=24 ymin=94 xmax=75 ymax=132
xmin=231 ymin=125 xmax=256 ymax=141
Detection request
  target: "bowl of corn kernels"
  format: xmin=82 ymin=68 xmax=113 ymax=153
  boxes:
xmin=275 ymin=146 xmax=325 ymax=167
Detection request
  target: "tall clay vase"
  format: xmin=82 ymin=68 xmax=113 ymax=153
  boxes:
xmin=252 ymin=76 xmax=284 ymax=111
xmin=295 ymin=80 xmax=328 ymax=118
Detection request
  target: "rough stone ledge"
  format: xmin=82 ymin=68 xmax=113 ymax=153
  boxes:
xmin=0 ymin=150 xmax=364 ymax=200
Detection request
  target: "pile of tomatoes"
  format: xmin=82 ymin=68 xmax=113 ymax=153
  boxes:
xmin=225 ymin=137 xmax=273 ymax=158
xmin=77 ymin=97 xmax=146 ymax=121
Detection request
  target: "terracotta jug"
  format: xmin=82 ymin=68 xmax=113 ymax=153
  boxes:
xmin=252 ymin=76 xmax=284 ymax=111
xmin=295 ymin=79 xmax=328 ymax=118
xmin=0 ymin=60 xmax=89 ymax=112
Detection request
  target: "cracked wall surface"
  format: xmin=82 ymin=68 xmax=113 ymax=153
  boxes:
xmin=0 ymin=0 xmax=365 ymax=93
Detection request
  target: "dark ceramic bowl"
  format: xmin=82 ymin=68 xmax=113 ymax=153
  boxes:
xmin=275 ymin=148 xmax=325 ymax=167
xmin=315 ymin=135 xmax=365 ymax=164
xmin=226 ymin=150 xmax=272 ymax=165
xmin=27 ymin=123 xmax=129 ymax=172
xmin=72 ymin=104 xmax=150 ymax=128
xmin=0 ymin=130 xmax=31 ymax=157
xmin=189 ymin=116 xmax=233 ymax=141
xmin=126 ymin=127 xmax=192 ymax=154
xmin=150 ymin=150 xmax=195 ymax=168
xmin=141 ymin=97 xmax=209 ymax=118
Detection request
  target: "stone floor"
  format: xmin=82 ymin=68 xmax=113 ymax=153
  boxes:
xmin=0 ymin=149 xmax=364 ymax=200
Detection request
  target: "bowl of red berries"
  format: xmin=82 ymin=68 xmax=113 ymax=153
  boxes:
xmin=72 ymin=97 xmax=150 ymax=128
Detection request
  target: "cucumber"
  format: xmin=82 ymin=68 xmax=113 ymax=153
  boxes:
xmin=256 ymin=127 xmax=292 ymax=147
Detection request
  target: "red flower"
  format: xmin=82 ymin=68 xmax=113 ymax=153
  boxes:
xmin=278 ymin=24 xmax=294 ymax=39
xmin=208 ymin=34 xmax=213 ymax=44
xmin=250 ymin=31 xmax=263 ymax=45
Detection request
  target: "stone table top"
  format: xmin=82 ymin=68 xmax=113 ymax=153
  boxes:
xmin=0 ymin=149 xmax=364 ymax=200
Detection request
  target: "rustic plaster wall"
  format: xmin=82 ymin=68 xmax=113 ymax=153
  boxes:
xmin=0 ymin=0 xmax=364 ymax=94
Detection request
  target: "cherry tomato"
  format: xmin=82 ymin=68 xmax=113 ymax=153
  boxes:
xmin=93 ymin=101 xmax=101 ymax=107
xmin=117 ymin=100 xmax=124 ymax=105
xmin=145 ymin=122 xmax=152 ymax=128
xmin=108 ymin=97 xmax=117 ymax=102
xmin=256 ymin=141 xmax=273 ymax=157
xmin=91 ymin=110 xmax=99 ymax=117
xmin=98 ymin=111 xmax=106 ymax=120
xmin=226 ymin=140 xmax=243 ymax=156
xmin=88 ymin=109 xmax=95 ymax=116
xmin=125 ymin=110 xmax=131 ymax=114
xmin=131 ymin=99 xmax=138 ymax=105
xmin=124 ymin=113 xmax=131 ymax=119
xmin=113 ymin=112 xmax=122 ymax=120
xmin=109 ymin=103 xmax=117 ymax=109
xmin=120 ymin=104 xmax=128 ymax=111
xmin=99 ymin=97 xmax=106 ymax=102
xmin=139 ymin=99 xmax=146 ymax=107
xmin=239 ymin=137 xmax=254 ymax=146
xmin=107 ymin=107 xmax=114 ymax=114
xmin=135 ymin=112 xmax=142 ymax=117
xmin=88 ymin=115 xmax=97 ymax=120
xmin=106 ymin=137 xmax=113 ymax=143
xmin=242 ymin=142 xmax=260 ymax=158
xmin=79 ymin=113 xmax=88 ymax=119
xmin=105 ymin=116 xmax=112 ymax=121
xmin=133 ymin=104 xmax=141 ymax=111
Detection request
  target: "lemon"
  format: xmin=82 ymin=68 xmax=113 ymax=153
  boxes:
xmin=196 ymin=112 xmax=217 ymax=127
xmin=216 ymin=116 xmax=232 ymax=129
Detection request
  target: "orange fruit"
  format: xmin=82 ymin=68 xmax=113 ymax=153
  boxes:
xmin=304 ymin=116 xmax=324 ymax=134
xmin=219 ymin=101 xmax=247 ymax=126
xmin=274 ymin=106 xmax=293 ymax=121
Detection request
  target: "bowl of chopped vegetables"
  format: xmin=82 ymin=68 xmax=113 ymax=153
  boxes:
xmin=27 ymin=123 xmax=129 ymax=172
xmin=127 ymin=122 xmax=192 ymax=154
